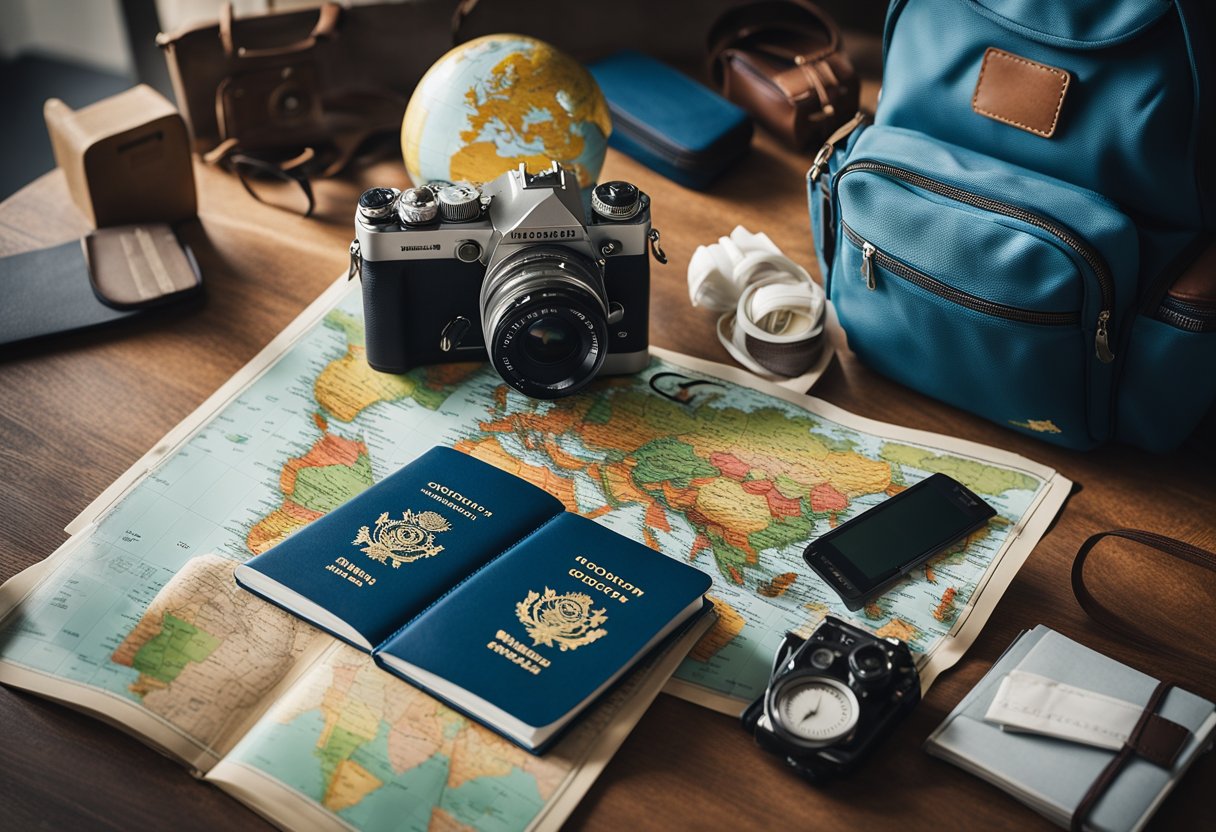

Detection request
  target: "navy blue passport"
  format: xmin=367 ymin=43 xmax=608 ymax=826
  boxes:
xmin=234 ymin=447 xmax=564 ymax=650
xmin=235 ymin=446 xmax=713 ymax=752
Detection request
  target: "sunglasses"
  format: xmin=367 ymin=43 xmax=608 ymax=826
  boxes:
xmin=206 ymin=140 xmax=317 ymax=217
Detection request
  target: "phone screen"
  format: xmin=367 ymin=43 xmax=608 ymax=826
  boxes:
xmin=804 ymin=474 xmax=996 ymax=610
xmin=828 ymin=488 xmax=979 ymax=580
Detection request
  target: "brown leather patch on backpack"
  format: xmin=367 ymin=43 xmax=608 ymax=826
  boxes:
xmin=972 ymin=47 xmax=1070 ymax=138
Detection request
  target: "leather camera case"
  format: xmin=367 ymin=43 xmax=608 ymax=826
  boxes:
xmin=156 ymin=1 xmax=451 ymax=171
xmin=709 ymin=0 xmax=859 ymax=150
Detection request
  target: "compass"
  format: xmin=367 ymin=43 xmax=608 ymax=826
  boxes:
xmin=766 ymin=673 xmax=860 ymax=747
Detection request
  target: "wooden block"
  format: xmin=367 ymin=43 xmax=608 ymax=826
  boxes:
xmin=44 ymin=84 xmax=197 ymax=228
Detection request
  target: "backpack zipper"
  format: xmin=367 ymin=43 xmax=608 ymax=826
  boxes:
xmin=843 ymin=224 xmax=1080 ymax=326
xmin=1157 ymin=296 xmax=1216 ymax=332
xmin=837 ymin=161 xmax=1116 ymax=361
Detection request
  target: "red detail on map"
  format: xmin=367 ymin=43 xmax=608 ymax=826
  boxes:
xmin=765 ymin=489 xmax=802 ymax=518
xmin=741 ymin=480 xmax=771 ymax=495
xmin=689 ymin=533 xmax=712 ymax=562
xmin=279 ymin=433 xmax=366 ymax=495
xmin=933 ymin=587 xmax=958 ymax=622
xmin=709 ymin=451 xmax=750 ymax=481
xmin=645 ymin=502 xmax=671 ymax=533
xmin=642 ymin=526 xmax=661 ymax=551
xmin=810 ymin=482 xmax=848 ymax=513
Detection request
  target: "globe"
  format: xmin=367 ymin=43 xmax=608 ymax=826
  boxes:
xmin=401 ymin=35 xmax=611 ymax=189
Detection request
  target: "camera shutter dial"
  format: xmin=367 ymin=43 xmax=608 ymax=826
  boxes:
xmin=437 ymin=182 xmax=483 ymax=222
xmin=357 ymin=188 xmax=400 ymax=224
xmin=592 ymin=181 xmax=641 ymax=221
xmin=397 ymin=187 xmax=438 ymax=225
xmin=769 ymin=675 xmax=860 ymax=746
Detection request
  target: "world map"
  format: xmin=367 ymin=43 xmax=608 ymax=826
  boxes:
xmin=0 ymin=282 xmax=1058 ymax=829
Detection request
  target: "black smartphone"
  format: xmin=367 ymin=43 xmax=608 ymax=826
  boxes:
xmin=802 ymin=473 xmax=996 ymax=611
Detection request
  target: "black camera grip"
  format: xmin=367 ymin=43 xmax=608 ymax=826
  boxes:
xmin=360 ymin=259 xmax=411 ymax=374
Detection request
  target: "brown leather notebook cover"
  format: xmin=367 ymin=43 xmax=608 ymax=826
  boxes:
xmin=0 ymin=224 xmax=201 ymax=349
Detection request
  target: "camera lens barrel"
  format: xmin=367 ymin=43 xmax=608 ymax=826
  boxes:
xmin=481 ymin=247 xmax=609 ymax=399
xmin=847 ymin=643 xmax=893 ymax=688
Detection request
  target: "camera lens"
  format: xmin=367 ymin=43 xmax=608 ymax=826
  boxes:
xmin=481 ymin=247 xmax=609 ymax=399
xmin=848 ymin=643 xmax=892 ymax=687
xmin=809 ymin=648 xmax=836 ymax=669
xmin=523 ymin=317 xmax=580 ymax=364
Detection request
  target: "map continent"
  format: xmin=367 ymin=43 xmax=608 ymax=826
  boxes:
xmin=112 ymin=554 xmax=326 ymax=756
xmin=222 ymin=637 xmax=654 ymax=832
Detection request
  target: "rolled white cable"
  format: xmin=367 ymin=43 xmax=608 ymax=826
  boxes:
xmin=689 ymin=226 xmax=827 ymax=378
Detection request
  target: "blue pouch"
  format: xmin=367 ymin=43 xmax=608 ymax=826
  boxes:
xmin=589 ymin=50 xmax=753 ymax=190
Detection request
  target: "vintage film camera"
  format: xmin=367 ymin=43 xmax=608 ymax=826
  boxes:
xmin=741 ymin=616 xmax=920 ymax=780
xmin=350 ymin=162 xmax=666 ymax=399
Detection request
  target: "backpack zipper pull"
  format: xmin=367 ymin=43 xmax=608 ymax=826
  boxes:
xmin=860 ymin=241 xmax=876 ymax=290
xmin=1095 ymin=310 xmax=1114 ymax=363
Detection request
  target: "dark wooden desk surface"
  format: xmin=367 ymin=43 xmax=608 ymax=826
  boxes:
xmin=1 ymin=126 xmax=1213 ymax=831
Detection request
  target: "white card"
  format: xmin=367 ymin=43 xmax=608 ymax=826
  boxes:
xmin=984 ymin=670 xmax=1144 ymax=750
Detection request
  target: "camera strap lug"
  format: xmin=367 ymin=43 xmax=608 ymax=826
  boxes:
xmin=439 ymin=317 xmax=472 ymax=352
xmin=347 ymin=239 xmax=362 ymax=281
xmin=648 ymin=228 xmax=668 ymax=265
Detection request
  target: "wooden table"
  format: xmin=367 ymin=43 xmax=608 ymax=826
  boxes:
xmin=1 ymin=127 xmax=1213 ymax=831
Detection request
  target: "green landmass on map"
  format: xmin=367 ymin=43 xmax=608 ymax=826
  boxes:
xmin=130 ymin=613 xmax=221 ymax=685
xmin=315 ymin=310 xmax=480 ymax=423
xmin=292 ymin=455 xmax=374 ymax=514
xmin=457 ymin=387 xmax=897 ymax=585
xmin=879 ymin=443 xmax=1039 ymax=495
xmin=631 ymin=438 xmax=719 ymax=488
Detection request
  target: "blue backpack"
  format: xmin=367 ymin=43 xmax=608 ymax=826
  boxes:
xmin=809 ymin=0 xmax=1215 ymax=451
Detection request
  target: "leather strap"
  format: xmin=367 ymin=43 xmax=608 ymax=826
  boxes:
xmin=706 ymin=0 xmax=856 ymax=149
xmin=807 ymin=109 xmax=867 ymax=181
xmin=1070 ymin=680 xmax=1178 ymax=832
xmin=708 ymin=0 xmax=841 ymax=82
xmin=1071 ymin=529 xmax=1216 ymax=662
xmin=219 ymin=1 xmax=341 ymax=60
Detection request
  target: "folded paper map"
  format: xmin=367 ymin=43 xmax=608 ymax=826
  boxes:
xmin=0 ymin=277 xmax=1070 ymax=830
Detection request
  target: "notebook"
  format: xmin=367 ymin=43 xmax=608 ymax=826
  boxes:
xmin=924 ymin=626 xmax=1215 ymax=831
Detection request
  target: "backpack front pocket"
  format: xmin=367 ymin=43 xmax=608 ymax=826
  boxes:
xmin=826 ymin=126 xmax=1138 ymax=448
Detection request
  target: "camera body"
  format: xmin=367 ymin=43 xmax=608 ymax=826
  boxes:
xmin=352 ymin=162 xmax=657 ymax=399
xmin=741 ymin=616 xmax=919 ymax=780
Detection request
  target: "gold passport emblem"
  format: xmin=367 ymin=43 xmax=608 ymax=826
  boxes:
xmin=516 ymin=588 xmax=608 ymax=652
xmin=353 ymin=509 xmax=452 ymax=568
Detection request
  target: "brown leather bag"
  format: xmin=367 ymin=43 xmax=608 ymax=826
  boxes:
xmin=708 ymin=0 xmax=859 ymax=151
xmin=156 ymin=1 xmax=451 ymax=177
